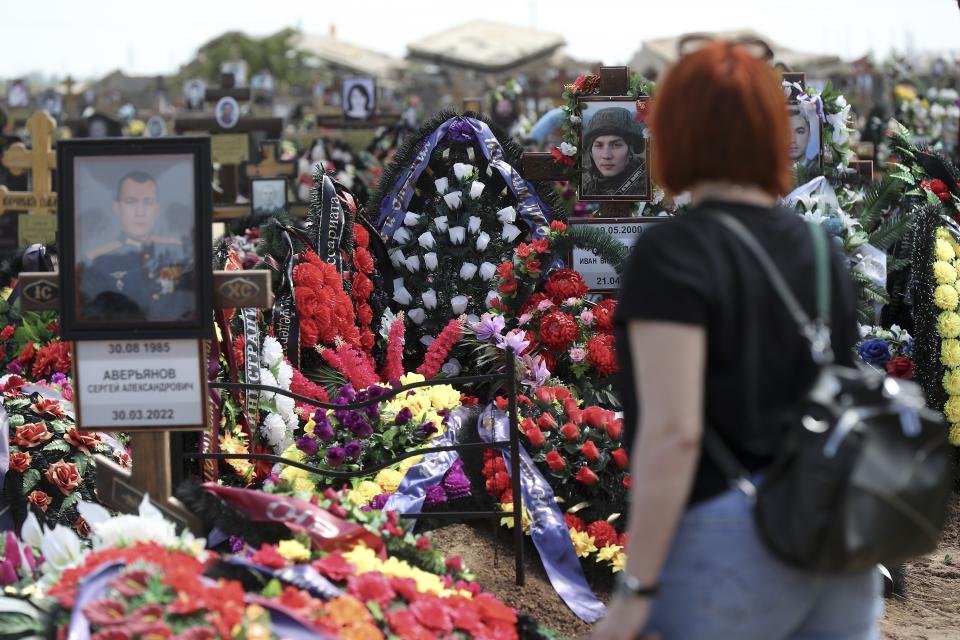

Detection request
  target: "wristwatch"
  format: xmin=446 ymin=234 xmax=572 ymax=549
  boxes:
xmin=614 ymin=573 xmax=659 ymax=599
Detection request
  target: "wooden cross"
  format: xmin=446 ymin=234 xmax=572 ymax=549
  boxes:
xmin=0 ymin=111 xmax=57 ymax=215
xmin=522 ymin=66 xmax=635 ymax=217
xmin=243 ymin=140 xmax=297 ymax=180
xmin=204 ymin=72 xmax=251 ymax=104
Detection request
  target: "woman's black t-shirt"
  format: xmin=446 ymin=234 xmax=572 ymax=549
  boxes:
xmin=613 ymin=201 xmax=859 ymax=505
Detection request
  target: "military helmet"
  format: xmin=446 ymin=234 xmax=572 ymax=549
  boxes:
xmin=584 ymin=107 xmax=644 ymax=150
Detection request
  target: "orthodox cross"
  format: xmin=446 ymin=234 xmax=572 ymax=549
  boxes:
xmin=0 ymin=111 xmax=57 ymax=215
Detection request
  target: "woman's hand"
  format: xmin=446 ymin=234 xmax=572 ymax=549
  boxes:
xmin=588 ymin=595 xmax=655 ymax=640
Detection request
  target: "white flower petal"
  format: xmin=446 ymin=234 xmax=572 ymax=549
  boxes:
xmin=404 ymin=212 xmax=421 ymax=226
xmin=418 ymin=231 xmax=436 ymax=249
xmin=389 ymin=249 xmax=406 ymax=268
xmin=479 ymin=262 xmax=497 ymax=281
xmin=405 ymin=255 xmax=421 ymax=273
xmin=501 ymin=223 xmax=521 ymax=243
xmin=422 ymin=289 xmax=438 ymax=309
xmin=424 ymin=252 xmax=438 ymax=271
xmin=459 ymin=262 xmax=478 ymax=280
xmin=434 ymin=216 xmax=448 ymax=232
xmin=443 ymin=191 xmax=463 ymax=210
xmin=451 ymin=295 xmax=469 ymax=314
xmin=469 ymin=181 xmax=485 ymax=200
xmin=78 ymin=500 xmax=112 ymax=526
xmin=434 ymin=177 xmax=449 ymax=194
xmin=468 ymin=216 xmax=481 ymax=234
xmin=496 ymin=206 xmax=517 ymax=224
xmin=453 ymin=163 xmax=475 ymax=182
xmin=393 ymin=227 xmax=412 ymax=244
xmin=20 ymin=512 xmax=44 ymax=549
xmin=476 ymin=232 xmax=490 ymax=251
xmin=449 ymin=226 xmax=466 ymax=244
xmin=409 ymin=308 xmax=426 ymax=324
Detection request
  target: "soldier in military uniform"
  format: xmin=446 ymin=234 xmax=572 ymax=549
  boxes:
xmin=78 ymin=171 xmax=196 ymax=322
xmin=581 ymin=107 xmax=648 ymax=197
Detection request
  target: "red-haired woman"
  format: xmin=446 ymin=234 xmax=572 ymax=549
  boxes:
xmin=591 ymin=42 xmax=879 ymax=639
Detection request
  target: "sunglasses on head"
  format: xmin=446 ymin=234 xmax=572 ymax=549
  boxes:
xmin=676 ymin=34 xmax=775 ymax=62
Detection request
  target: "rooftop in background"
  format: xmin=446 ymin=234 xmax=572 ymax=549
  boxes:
xmin=292 ymin=32 xmax=406 ymax=79
xmin=631 ymin=29 xmax=847 ymax=78
xmin=407 ymin=20 xmax=566 ymax=72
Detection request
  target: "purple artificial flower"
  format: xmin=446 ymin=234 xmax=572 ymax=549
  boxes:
xmin=370 ymin=493 xmax=390 ymax=510
xmin=4 ymin=532 xmax=22 ymax=570
xmin=338 ymin=384 xmax=358 ymax=402
xmin=229 ymin=536 xmax=247 ymax=554
xmin=360 ymin=505 xmax=373 ymax=512
xmin=446 ymin=118 xmax=475 ymax=142
xmin=314 ymin=412 xmax=334 ymax=442
xmin=0 ymin=560 xmax=17 ymax=586
xmin=496 ymin=329 xmax=530 ymax=354
xmin=344 ymin=440 xmax=362 ymax=459
xmin=395 ymin=407 xmax=413 ymax=426
xmin=389 ymin=377 xmax=403 ymax=389
xmin=442 ymin=464 xmax=472 ymax=500
xmin=296 ymin=436 xmax=319 ymax=457
xmin=326 ymin=447 xmax=347 ymax=466
xmin=521 ymin=354 xmax=550 ymax=389
xmin=50 ymin=372 xmax=67 ymax=384
xmin=6 ymin=361 xmax=22 ymax=375
xmin=424 ymin=484 xmax=448 ymax=507
xmin=348 ymin=418 xmax=374 ymax=439
xmin=419 ymin=422 xmax=439 ymax=437
xmin=472 ymin=313 xmax=506 ymax=341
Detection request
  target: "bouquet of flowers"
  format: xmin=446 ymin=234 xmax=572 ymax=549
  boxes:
xmin=856 ymin=324 xmax=914 ymax=378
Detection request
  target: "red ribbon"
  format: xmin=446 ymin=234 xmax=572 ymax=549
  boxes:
xmin=202 ymin=483 xmax=384 ymax=556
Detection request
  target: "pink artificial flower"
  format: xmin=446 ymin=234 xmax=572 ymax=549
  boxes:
xmin=569 ymin=347 xmax=586 ymax=363
xmin=579 ymin=310 xmax=595 ymax=326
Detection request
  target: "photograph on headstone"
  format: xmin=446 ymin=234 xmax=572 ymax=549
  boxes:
xmin=146 ymin=115 xmax=167 ymax=137
xmin=57 ymin=138 xmax=212 ymax=339
xmin=250 ymin=177 xmax=287 ymax=215
xmin=215 ymin=96 xmax=240 ymax=129
xmin=183 ymin=78 xmax=206 ymax=111
xmin=220 ymin=60 xmax=248 ymax=87
xmin=39 ymin=89 xmax=62 ymax=116
xmin=578 ymin=96 xmax=651 ymax=201
xmin=6 ymin=78 xmax=30 ymax=108
xmin=342 ymin=77 xmax=376 ymax=120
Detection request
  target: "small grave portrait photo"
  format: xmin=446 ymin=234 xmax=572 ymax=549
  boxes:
xmin=39 ymin=90 xmax=63 ymax=116
xmin=787 ymin=102 xmax=822 ymax=170
xmin=7 ymin=79 xmax=30 ymax=108
xmin=183 ymin=79 xmax=206 ymax=111
xmin=215 ymin=96 xmax=240 ymax=129
xmin=146 ymin=115 xmax=166 ymax=138
xmin=251 ymin=177 xmax=287 ymax=216
xmin=58 ymin=138 xmax=213 ymax=339
xmin=342 ymin=77 xmax=376 ymax=121
xmin=578 ymin=97 xmax=651 ymax=201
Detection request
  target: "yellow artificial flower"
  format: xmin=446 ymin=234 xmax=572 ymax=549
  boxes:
xmin=934 ymin=284 xmax=959 ymax=311
xmin=277 ymin=539 xmax=311 ymax=562
xmin=610 ymin=552 xmax=626 ymax=573
xmin=944 ymin=395 xmax=960 ymax=424
xmin=936 ymin=238 xmax=956 ymax=262
xmin=428 ymin=384 xmax=461 ymax=411
xmin=942 ymin=339 xmax=960 ymax=368
xmin=399 ymin=455 xmax=423 ymax=473
xmin=499 ymin=502 xmax=531 ymax=533
xmin=0 ymin=287 xmax=11 ymax=302
xmin=894 ymin=85 xmax=917 ymax=102
xmin=950 ymin=422 xmax=960 ymax=446
xmin=347 ymin=480 xmax=384 ymax=506
xmin=375 ymin=469 xmax=405 ymax=494
xmin=245 ymin=605 xmax=268 ymax=621
xmin=342 ymin=544 xmax=465 ymax=598
xmin=944 ymin=369 xmax=960 ymax=396
xmin=304 ymin=418 xmax=316 ymax=435
xmin=400 ymin=372 xmax=426 ymax=386
xmin=128 ymin=119 xmax=145 ymax=135
xmin=939 ymin=312 xmax=960 ymax=339
xmin=404 ymin=395 xmax=433 ymax=422
xmin=934 ymin=260 xmax=958 ymax=285
xmin=219 ymin=431 xmax=252 ymax=478
xmin=245 ymin=623 xmax=270 ymax=640
xmin=569 ymin=529 xmax=598 ymax=558
xmin=595 ymin=544 xmax=623 ymax=564
xmin=292 ymin=477 xmax=315 ymax=494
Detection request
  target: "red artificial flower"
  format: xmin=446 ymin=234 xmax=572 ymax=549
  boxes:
xmin=593 ymin=298 xmax=617 ymax=332
xmin=352 ymin=271 xmax=375 ymax=301
xmin=587 ymin=333 xmax=619 ymax=376
xmin=0 ymin=374 xmax=27 ymax=394
xmin=91 ymin=629 xmax=131 ymax=640
xmin=587 ymin=520 xmax=620 ymax=548
xmin=499 ymin=278 xmax=519 ymax=294
xmin=886 ymin=356 xmax=914 ymax=380
xmin=389 ymin=576 xmax=422 ymax=603
xmin=536 ymin=412 xmax=558 ymax=431
xmin=460 ymin=393 xmax=479 ymax=406
xmin=539 ymin=310 xmax=578 ymax=351
xmin=494 ymin=396 xmax=508 ymax=411
xmin=45 ymin=460 xmax=83 ymax=495
xmin=474 ymin=592 xmax=518 ymax=627
xmin=293 ymin=251 xmax=361 ymax=348
xmin=606 ymin=418 xmax=624 ymax=441
xmin=386 ymin=610 xmax=433 ymax=640
xmin=415 ymin=536 xmax=432 ymax=551
xmin=416 ymin=318 xmax=463 ymax=379
xmin=82 ymin=598 xmax=127 ymax=626
xmin=611 ymin=448 xmax=629 ymax=470
xmin=544 ymin=268 xmax=588 ymax=304
xmin=550 ymin=147 xmax=576 ymax=167
xmin=525 ymin=259 xmax=542 ymax=275
xmin=313 ymin=551 xmax=356 ymax=582
xmin=496 ymin=261 xmax=514 ymax=280
xmin=110 ymin=570 xmax=152 ymax=598
xmin=231 ymin=334 xmax=245 ymax=368
xmin=623 ymin=473 xmax=632 ymax=489
xmin=0 ymin=325 xmax=14 ymax=341
xmin=525 ymin=426 xmax=546 ymax=448
xmin=520 ymin=292 xmax=550 ymax=315
xmin=531 ymin=239 xmax=550 ymax=254
xmin=445 ymin=555 xmax=464 ymax=573
xmin=560 ymin=422 xmax=580 ymax=442
xmin=517 ymin=394 xmax=533 ymax=407
xmin=411 ymin=596 xmax=455 ymax=634
xmin=535 ymin=386 xmax=572 ymax=404
xmin=347 ymin=572 xmax=396 ymax=608
xmin=353 ymin=247 xmax=374 ymax=274
xmin=31 ymin=342 xmax=71 ymax=378
xmin=14 ymin=422 xmax=52 ymax=448
xmin=515 ymin=243 xmax=532 ymax=259
xmin=30 ymin=397 xmax=65 ymax=418
xmin=580 ymin=440 xmax=600 ymax=462
xmin=9 ymin=451 xmax=31 ymax=473
xmin=17 ymin=342 xmax=35 ymax=365
xmin=564 ymin=513 xmax=586 ymax=532
xmin=545 ymin=451 xmax=566 ymax=472
xmin=74 ymin=516 xmax=92 ymax=537
xmin=550 ymin=220 xmax=568 ymax=233
xmin=250 ymin=544 xmax=287 ymax=569
xmin=65 ymin=428 xmax=102 ymax=455
xmin=582 ymin=406 xmax=609 ymax=429
xmin=26 ymin=490 xmax=51 ymax=512
xmin=353 ymin=223 xmax=370 ymax=249
xmin=575 ymin=466 xmax=598 ymax=486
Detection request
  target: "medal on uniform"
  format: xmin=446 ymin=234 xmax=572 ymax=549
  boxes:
xmin=110 ymin=271 xmax=127 ymax=291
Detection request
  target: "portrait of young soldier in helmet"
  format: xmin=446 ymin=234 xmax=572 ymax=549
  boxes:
xmin=579 ymin=99 xmax=651 ymax=201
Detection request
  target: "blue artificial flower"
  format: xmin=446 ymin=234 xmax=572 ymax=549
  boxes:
xmin=857 ymin=338 xmax=892 ymax=366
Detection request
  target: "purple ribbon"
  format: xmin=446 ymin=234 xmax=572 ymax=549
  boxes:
xmin=0 ymin=403 xmax=12 ymax=532
xmin=222 ymin=556 xmax=343 ymax=601
xmin=67 ymin=561 xmax=125 ymax=640
xmin=375 ymin=116 xmax=552 ymax=241
xmin=478 ymin=405 xmax=606 ymax=623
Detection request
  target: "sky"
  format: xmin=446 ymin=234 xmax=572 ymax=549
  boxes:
xmin=3 ymin=0 xmax=960 ymax=80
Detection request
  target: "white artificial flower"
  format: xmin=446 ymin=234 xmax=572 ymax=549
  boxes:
xmin=41 ymin=525 xmax=84 ymax=573
xmin=424 ymin=252 xmax=439 ymax=271
xmin=276 ymin=394 xmax=296 ymax=422
xmin=20 ymin=512 xmax=44 ymax=549
xmin=405 ymin=255 xmax=421 ymax=273
xmin=485 ymin=290 xmax=500 ymax=308
xmin=559 ymin=142 xmax=577 ymax=156
xmin=418 ymin=231 xmax=436 ymax=249
xmin=422 ymin=289 xmax=438 ymax=309
xmin=389 ymin=249 xmax=406 ymax=268
xmin=442 ymin=358 xmax=462 ymax=377
xmin=408 ymin=308 xmax=427 ymax=324
xmin=449 ymin=226 xmax=466 ymax=244
xmin=404 ymin=212 xmax=422 ymax=226
xmin=434 ymin=177 xmax=450 ymax=194
xmin=261 ymin=412 xmax=287 ymax=447
xmin=443 ymin=191 xmax=463 ymax=210
xmin=931 ymin=103 xmax=946 ymax=119
xmin=453 ymin=162 xmax=475 ymax=182
xmin=434 ymin=216 xmax=449 ymax=232
xmin=501 ymin=223 xmax=521 ymax=242
xmin=451 ymin=295 xmax=469 ymax=314
xmin=276 ymin=361 xmax=293 ymax=389
xmin=393 ymin=227 xmax=412 ymax=244
xmin=393 ymin=278 xmax=413 ymax=306
xmin=420 ymin=335 xmax=435 ymax=346
xmin=496 ymin=206 xmax=517 ymax=224
xmin=261 ymin=335 xmax=284 ymax=367
xmin=468 ymin=216 xmax=481 ymax=234
xmin=479 ymin=262 xmax=497 ymax=281
xmin=87 ymin=494 xmax=185 ymax=552
xmin=826 ymin=104 xmax=852 ymax=146
xmin=379 ymin=308 xmax=399 ymax=341
xmin=259 ymin=368 xmax=278 ymax=401
xmin=569 ymin=115 xmax=581 ymax=125
xmin=476 ymin=232 xmax=491 ymax=251
xmin=460 ymin=262 xmax=478 ymax=280
xmin=835 ymin=95 xmax=848 ymax=109
xmin=469 ymin=181 xmax=485 ymax=199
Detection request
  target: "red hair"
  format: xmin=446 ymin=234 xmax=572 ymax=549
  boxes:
xmin=649 ymin=41 xmax=791 ymax=197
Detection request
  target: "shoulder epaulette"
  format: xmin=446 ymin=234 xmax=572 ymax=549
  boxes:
xmin=151 ymin=236 xmax=183 ymax=245
xmin=85 ymin=240 xmax=122 ymax=261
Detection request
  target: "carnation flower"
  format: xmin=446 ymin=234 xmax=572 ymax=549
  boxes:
xmin=476 ymin=231 xmax=491 ymax=251
xmin=501 ymin=223 xmax=522 ymax=242
xmin=404 ymin=212 xmax=421 ymax=226
xmin=423 ymin=252 xmax=439 ymax=271
xmin=579 ymin=310 xmax=595 ymax=326
xmin=496 ymin=206 xmax=517 ymax=223
xmin=942 ymin=339 xmax=960 ymax=368
xmin=434 ymin=178 xmax=449 ymax=194
xmin=940 ymin=311 xmax=960 ymax=338
xmin=260 ymin=413 xmax=287 ymax=447
xmin=479 ymin=262 xmax=497 ymax=281
xmin=259 ymin=368 xmax=279 ymax=401
xmin=934 ymin=260 xmax=958 ymax=285
xmin=444 ymin=192 xmax=463 ymax=210
xmin=409 ymin=308 xmax=427 ymax=325
xmin=937 ymin=284 xmax=960 ymax=311
xmin=451 ymin=295 xmax=469 ymax=314
xmin=453 ymin=162 xmax=475 ymax=181
xmin=434 ymin=215 xmax=448 ymax=232
xmin=459 ymin=262 xmax=478 ymax=280
xmin=449 ymin=225 xmax=466 ymax=244
xmin=936 ymin=238 xmax=956 ymax=261
xmin=393 ymin=227 xmax=412 ymax=244
xmin=404 ymin=255 xmax=421 ymax=273
xmin=469 ymin=181 xmax=485 ymax=199
xmin=422 ymin=289 xmax=438 ymax=309
xmin=262 ymin=336 xmax=284 ymax=367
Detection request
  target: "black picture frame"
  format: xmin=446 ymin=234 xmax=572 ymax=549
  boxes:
xmin=250 ymin=177 xmax=288 ymax=215
xmin=58 ymin=137 xmax=213 ymax=340
xmin=577 ymin=95 xmax=652 ymax=203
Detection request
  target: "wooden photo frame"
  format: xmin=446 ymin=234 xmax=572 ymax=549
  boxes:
xmin=577 ymin=96 xmax=651 ymax=202
xmin=58 ymin=136 xmax=213 ymax=340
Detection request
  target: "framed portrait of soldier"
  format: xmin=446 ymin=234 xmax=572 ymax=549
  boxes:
xmin=577 ymin=96 xmax=651 ymax=202
xmin=57 ymin=137 xmax=213 ymax=340
xmin=251 ymin=177 xmax=287 ymax=216
xmin=342 ymin=77 xmax=376 ymax=121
